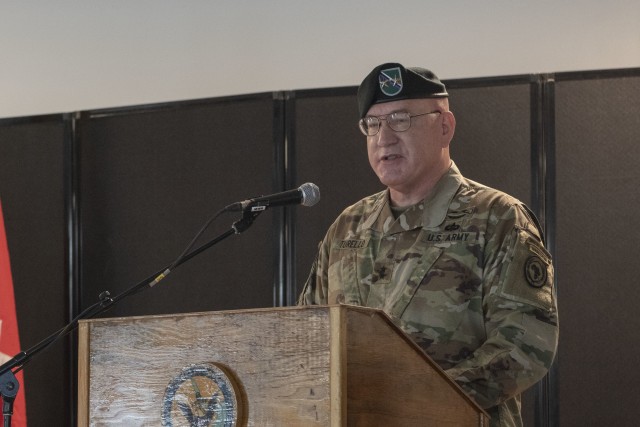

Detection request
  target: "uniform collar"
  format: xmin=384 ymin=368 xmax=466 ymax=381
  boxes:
xmin=362 ymin=162 xmax=464 ymax=233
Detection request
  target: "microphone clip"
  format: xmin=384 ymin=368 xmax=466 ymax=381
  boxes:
xmin=246 ymin=203 xmax=268 ymax=213
xmin=232 ymin=205 xmax=264 ymax=234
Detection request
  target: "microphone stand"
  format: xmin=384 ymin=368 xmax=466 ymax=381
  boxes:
xmin=0 ymin=207 xmax=263 ymax=426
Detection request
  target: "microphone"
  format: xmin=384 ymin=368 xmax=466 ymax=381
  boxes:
xmin=224 ymin=182 xmax=320 ymax=212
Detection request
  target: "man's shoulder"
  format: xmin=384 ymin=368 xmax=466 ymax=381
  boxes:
xmin=459 ymin=176 xmax=544 ymax=236
xmin=459 ymin=176 xmax=523 ymax=211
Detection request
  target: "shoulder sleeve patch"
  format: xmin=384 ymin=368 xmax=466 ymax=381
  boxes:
xmin=525 ymin=254 xmax=547 ymax=288
xmin=497 ymin=228 xmax=555 ymax=311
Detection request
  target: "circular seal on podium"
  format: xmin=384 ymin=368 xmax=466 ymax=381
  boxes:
xmin=161 ymin=362 xmax=244 ymax=427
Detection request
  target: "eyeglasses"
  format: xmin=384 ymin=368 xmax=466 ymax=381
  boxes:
xmin=358 ymin=111 xmax=441 ymax=136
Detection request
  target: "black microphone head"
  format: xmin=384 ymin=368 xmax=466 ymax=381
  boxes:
xmin=299 ymin=182 xmax=320 ymax=207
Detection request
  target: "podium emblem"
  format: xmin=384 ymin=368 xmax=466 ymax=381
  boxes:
xmin=162 ymin=363 xmax=243 ymax=426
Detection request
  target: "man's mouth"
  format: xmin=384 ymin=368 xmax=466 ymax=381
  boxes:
xmin=381 ymin=154 xmax=400 ymax=161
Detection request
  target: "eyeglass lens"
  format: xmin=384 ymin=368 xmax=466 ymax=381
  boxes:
xmin=359 ymin=112 xmax=412 ymax=136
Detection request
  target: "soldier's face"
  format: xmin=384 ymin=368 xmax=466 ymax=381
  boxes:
xmin=365 ymin=98 xmax=452 ymax=203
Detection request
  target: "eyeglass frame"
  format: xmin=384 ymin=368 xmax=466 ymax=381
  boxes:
xmin=358 ymin=110 xmax=441 ymax=136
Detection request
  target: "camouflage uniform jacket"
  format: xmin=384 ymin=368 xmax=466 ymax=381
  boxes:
xmin=298 ymin=163 xmax=559 ymax=427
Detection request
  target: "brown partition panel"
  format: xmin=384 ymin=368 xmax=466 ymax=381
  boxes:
xmin=554 ymin=70 xmax=640 ymax=426
xmin=447 ymin=79 xmax=534 ymax=207
xmin=447 ymin=78 xmax=540 ymax=425
xmin=289 ymin=88 xmax=384 ymax=299
xmin=0 ymin=115 xmax=70 ymax=425
xmin=77 ymin=96 xmax=280 ymax=318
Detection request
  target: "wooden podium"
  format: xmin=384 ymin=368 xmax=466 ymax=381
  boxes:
xmin=78 ymin=305 xmax=488 ymax=426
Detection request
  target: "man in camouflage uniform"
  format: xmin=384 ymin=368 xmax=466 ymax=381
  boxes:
xmin=298 ymin=63 xmax=558 ymax=426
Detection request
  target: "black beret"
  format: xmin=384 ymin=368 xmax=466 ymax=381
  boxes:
xmin=357 ymin=62 xmax=448 ymax=118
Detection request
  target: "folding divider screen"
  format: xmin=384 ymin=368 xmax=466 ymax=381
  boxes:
xmin=553 ymin=70 xmax=640 ymax=426
xmin=446 ymin=79 xmax=535 ymax=206
xmin=76 ymin=95 xmax=281 ymax=318
xmin=0 ymin=115 xmax=70 ymax=425
xmin=288 ymin=88 xmax=383 ymax=301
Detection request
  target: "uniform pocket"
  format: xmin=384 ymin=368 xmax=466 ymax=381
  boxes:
xmin=328 ymin=249 xmax=364 ymax=305
xmin=386 ymin=245 xmax=445 ymax=318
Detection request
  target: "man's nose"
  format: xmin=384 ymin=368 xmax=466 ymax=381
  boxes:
xmin=375 ymin=120 xmax=398 ymax=145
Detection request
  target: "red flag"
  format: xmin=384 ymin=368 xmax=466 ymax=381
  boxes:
xmin=0 ymin=199 xmax=27 ymax=426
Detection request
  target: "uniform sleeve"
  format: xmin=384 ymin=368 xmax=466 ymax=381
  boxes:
xmin=444 ymin=203 xmax=559 ymax=409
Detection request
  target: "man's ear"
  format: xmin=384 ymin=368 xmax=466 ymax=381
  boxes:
xmin=442 ymin=111 xmax=456 ymax=140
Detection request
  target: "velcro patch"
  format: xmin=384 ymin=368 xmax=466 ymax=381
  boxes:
xmin=497 ymin=229 xmax=554 ymax=311
xmin=335 ymin=239 xmax=367 ymax=250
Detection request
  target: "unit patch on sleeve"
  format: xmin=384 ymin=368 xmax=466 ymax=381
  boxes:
xmin=524 ymin=255 xmax=547 ymax=288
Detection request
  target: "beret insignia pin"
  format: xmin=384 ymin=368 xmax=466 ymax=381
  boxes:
xmin=379 ymin=67 xmax=403 ymax=96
